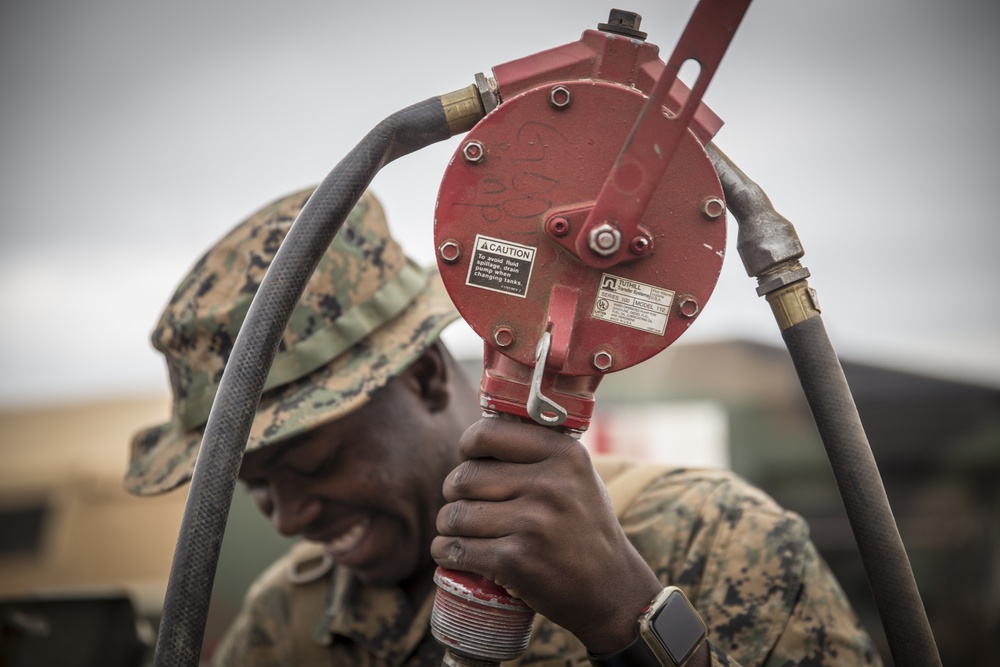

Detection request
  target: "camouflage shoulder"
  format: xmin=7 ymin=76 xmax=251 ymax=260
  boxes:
xmin=618 ymin=468 xmax=879 ymax=666
xmin=626 ymin=467 xmax=788 ymax=516
xmin=212 ymin=542 xmax=334 ymax=667
xmin=618 ymin=468 xmax=808 ymax=664
xmin=617 ymin=467 xmax=797 ymax=579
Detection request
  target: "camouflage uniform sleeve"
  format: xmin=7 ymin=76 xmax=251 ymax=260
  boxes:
xmin=620 ymin=469 xmax=881 ymax=667
xmin=760 ymin=540 xmax=881 ymax=666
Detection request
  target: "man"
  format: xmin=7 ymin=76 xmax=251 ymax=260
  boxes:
xmin=126 ymin=188 xmax=881 ymax=666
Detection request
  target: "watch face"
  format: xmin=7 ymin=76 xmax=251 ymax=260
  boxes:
xmin=651 ymin=590 xmax=706 ymax=663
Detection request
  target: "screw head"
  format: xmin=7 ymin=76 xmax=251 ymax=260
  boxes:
xmin=630 ymin=235 xmax=651 ymax=255
xmin=493 ymin=327 xmax=514 ymax=348
xmin=548 ymin=217 xmax=570 ymax=237
xmin=593 ymin=350 xmax=614 ymax=371
xmin=588 ymin=223 xmax=621 ymax=256
xmin=438 ymin=240 xmax=461 ymax=264
xmin=550 ymin=85 xmax=572 ymax=109
xmin=462 ymin=140 xmax=485 ymax=164
xmin=701 ymin=197 xmax=725 ymax=220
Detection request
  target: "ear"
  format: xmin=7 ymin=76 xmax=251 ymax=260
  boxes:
xmin=403 ymin=342 xmax=450 ymax=413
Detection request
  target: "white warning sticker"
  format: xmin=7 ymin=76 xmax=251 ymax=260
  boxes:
xmin=592 ymin=273 xmax=674 ymax=335
xmin=465 ymin=235 xmax=536 ymax=298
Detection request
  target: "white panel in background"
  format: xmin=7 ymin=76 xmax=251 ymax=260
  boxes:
xmin=581 ymin=401 xmax=730 ymax=469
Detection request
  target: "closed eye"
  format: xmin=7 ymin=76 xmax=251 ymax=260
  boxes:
xmin=287 ymin=449 xmax=340 ymax=479
xmin=244 ymin=478 xmax=268 ymax=492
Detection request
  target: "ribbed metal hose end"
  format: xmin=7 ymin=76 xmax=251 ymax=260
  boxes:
xmin=431 ymin=567 xmax=535 ymax=665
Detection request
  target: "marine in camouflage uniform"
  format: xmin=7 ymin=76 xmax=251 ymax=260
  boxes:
xmin=126 ymin=189 xmax=881 ymax=667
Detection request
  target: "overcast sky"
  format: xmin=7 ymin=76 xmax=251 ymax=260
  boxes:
xmin=1 ymin=0 xmax=998 ymax=408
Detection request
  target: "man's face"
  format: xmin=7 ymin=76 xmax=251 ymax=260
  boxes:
xmin=238 ymin=367 xmax=461 ymax=587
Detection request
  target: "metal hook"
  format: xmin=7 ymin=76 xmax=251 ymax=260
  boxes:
xmin=526 ymin=330 xmax=568 ymax=426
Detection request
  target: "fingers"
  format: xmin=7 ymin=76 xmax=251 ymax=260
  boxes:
xmin=436 ymin=498 xmax=548 ymax=538
xmin=437 ymin=499 xmax=496 ymax=537
xmin=442 ymin=450 xmax=597 ymax=504
xmin=432 ymin=415 xmax=668 ymax=653
xmin=443 ymin=458 xmax=529 ymax=502
xmin=431 ymin=535 xmax=504 ymax=585
xmin=444 ymin=417 xmax=593 ymax=504
xmin=430 ymin=533 xmax=541 ymax=597
xmin=459 ymin=416 xmax=581 ymax=464
xmin=433 ymin=488 xmax=555 ymax=595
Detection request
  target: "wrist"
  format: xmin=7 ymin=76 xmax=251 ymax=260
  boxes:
xmin=578 ymin=573 xmax=662 ymax=654
xmin=588 ymin=587 xmax=708 ymax=667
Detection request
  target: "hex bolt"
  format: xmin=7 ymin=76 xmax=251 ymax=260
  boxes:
xmin=550 ymin=85 xmax=572 ymax=109
xmin=548 ymin=217 xmax=570 ymax=237
xmin=678 ymin=296 xmax=700 ymax=318
xmin=462 ymin=140 xmax=485 ymax=164
xmin=475 ymin=72 xmax=499 ymax=114
xmin=593 ymin=350 xmax=614 ymax=372
xmin=701 ymin=196 xmax=725 ymax=220
xmin=493 ymin=327 xmax=514 ymax=348
xmin=588 ymin=223 xmax=621 ymax=256
xmin=598 ymin=9 xmax=647 ymax=40
xmin=630 ymin=235 xmax=651 ymax=255
xmin=438 ymin=240 xmax=461 ymax=264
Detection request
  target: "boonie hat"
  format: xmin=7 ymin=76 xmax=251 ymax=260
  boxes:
xmin=125 ymin=188 xmax=458 ymax=496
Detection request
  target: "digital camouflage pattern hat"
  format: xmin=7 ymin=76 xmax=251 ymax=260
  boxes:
xmin=125 ymin=188 xmax=458 ymax=496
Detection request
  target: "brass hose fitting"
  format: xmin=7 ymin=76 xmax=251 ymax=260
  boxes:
xmin=440 ymin=84 xmax=487 ymax=136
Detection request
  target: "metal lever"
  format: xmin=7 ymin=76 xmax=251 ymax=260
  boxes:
xmin=576 ymin=0 xmax=752 ymax=268
xmin=526 ymin=330 xmax=568 ymax=426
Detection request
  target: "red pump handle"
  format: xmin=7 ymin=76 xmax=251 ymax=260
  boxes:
xmin=570 ymin=0 xmax=752 ymax=270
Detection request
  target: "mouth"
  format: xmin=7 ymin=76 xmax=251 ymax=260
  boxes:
xmin=318 ymin=515 xmax=373 ymax=560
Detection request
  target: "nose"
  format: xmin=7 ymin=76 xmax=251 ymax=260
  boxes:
xmin=267 ymin=475 xmax=323 ymax=537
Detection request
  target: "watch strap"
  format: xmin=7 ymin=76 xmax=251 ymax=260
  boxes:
xmin=588 ymin=631 xmax=662 ymax=667
xmin=588 ymin=587 xmax=707 ymax=667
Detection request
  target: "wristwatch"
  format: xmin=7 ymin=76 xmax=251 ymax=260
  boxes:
xmin=588 ymin=587 xmax=707 ymax=667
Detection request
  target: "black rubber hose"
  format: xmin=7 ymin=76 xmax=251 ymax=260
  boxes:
xmin=152 ymin=96 xmax=454 ymax=667
xmin=781 ymin=315 xmax=941 ymax=667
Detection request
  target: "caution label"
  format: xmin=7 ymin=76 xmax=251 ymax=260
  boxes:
xmin=465 ymin=235 xmax=536 ymax=298
xmin=592 ymin=273 xmax=673 ymax=335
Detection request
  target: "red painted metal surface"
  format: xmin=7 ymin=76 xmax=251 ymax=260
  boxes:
xmin=430 ymin=6 xmax=748 ymax=662
xmin=435 ymin=80 xmax=726 ymax=425
xmin=431 ymin=567 xmax=535 ymax=661
xmin=578 ymin=0 xmax=751 ymax=270
xmin=492 ymin=29 xmax=723 ymax=144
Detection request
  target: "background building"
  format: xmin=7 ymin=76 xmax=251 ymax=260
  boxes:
xmin=1 ymin=340 xmax=997 ymax=665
